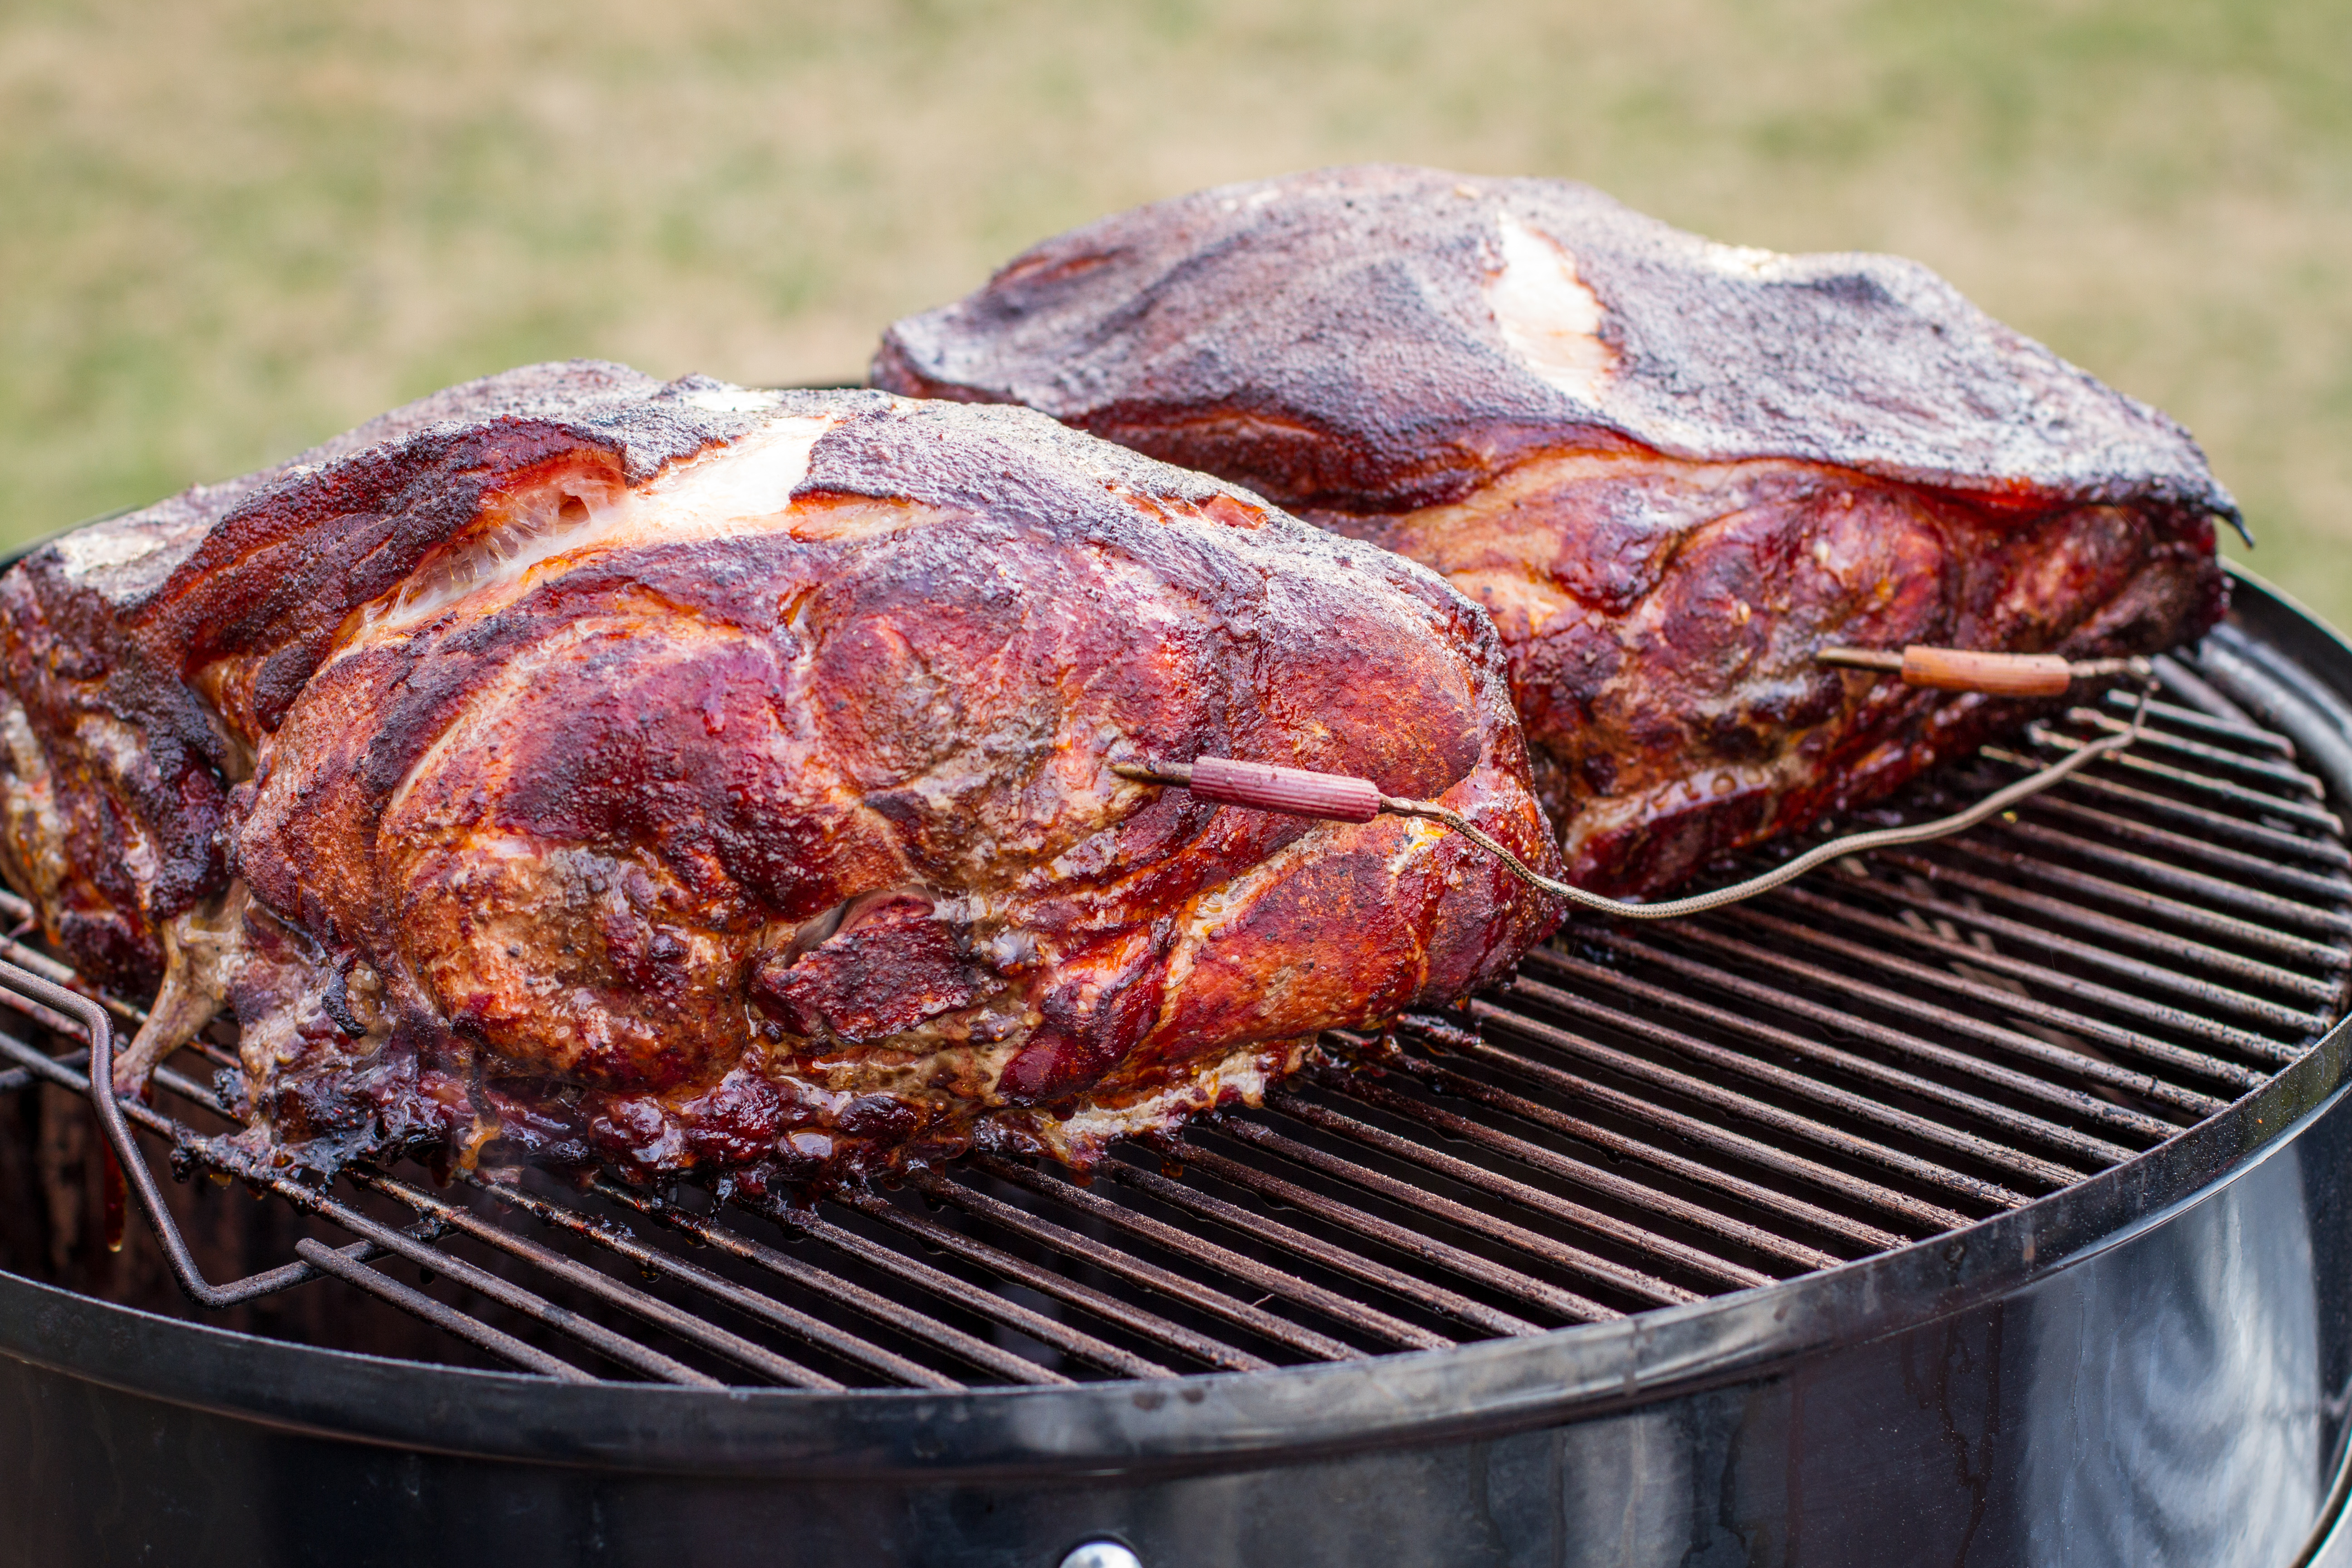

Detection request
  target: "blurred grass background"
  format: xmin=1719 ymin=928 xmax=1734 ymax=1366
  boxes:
xmin=2 ymin=0 xmax=2346 ymax=619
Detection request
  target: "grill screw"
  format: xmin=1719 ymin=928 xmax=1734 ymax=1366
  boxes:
xmin=1058 ymin=1544 xmax=1143 ymax=1568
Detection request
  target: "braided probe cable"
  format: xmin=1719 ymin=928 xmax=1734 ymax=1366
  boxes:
xmin=1113 ymin=662 xmax=2159 ymax=922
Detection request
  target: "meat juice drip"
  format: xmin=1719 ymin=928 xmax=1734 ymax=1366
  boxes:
xmin=99 ymin=1132 xmax=124 ymax=1255
xmin=96 ymin=1078 xmax=151 ymax=1256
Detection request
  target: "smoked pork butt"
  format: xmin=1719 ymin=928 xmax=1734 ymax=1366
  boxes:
xmin=874 ymin=165 xmax=2234 ymax=895
xmin=0 ymin=363 xmax=1558 ymax=1185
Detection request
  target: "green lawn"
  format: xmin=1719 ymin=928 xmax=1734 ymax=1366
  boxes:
xmin=4 ymin=0 xmax=2346 ymax=621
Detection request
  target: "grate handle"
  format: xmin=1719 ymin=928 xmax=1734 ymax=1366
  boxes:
xmin=0 ymin=959 xmax=341 ymax=1309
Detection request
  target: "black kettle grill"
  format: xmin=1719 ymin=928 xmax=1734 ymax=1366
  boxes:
xmin=0 ymin=567 xmax=2348 ymax=1567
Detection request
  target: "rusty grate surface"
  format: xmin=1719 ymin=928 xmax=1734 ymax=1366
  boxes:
xmin=0 ymin=639 xmax=2345 ymax=1390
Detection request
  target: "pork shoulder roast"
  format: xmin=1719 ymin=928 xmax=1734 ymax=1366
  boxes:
xmin=874 ymin=165 xmax=2234 ymax=895
xmin=0 ymin=363 xmax=1558 ymax=1185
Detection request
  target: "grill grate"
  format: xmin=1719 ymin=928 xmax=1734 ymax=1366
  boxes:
xmin=0 ymin=641 xmax=2346 ymax=1390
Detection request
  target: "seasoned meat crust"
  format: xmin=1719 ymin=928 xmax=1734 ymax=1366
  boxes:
xmin=0 ymin=363 xmax=1559 ymax=1186
xmin=874 ymin=164 xmax=2232 ymax=893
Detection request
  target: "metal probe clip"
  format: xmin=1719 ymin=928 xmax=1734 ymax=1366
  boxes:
xmin=1815 ymin=644 xmax=2153 ymax=696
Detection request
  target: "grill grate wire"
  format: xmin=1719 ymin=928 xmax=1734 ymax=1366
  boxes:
xmin=0 ymin=644 xmax=2346 ymax=1390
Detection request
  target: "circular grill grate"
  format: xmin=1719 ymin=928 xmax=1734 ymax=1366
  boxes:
xmin=0 ymin=632 xmax=2344 ymax=1390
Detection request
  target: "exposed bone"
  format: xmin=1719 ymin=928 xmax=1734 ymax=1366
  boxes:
xmin=113 ymin=884 xmax=246 ymax=1093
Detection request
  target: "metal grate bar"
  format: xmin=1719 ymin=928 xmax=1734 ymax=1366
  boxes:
xmin=835 ymin=1187 xmax=1240 ymax=1372
xmin=0 ymin=985 xmax=89 ymax=1045
xmin=2149 ymin=653 xmax=2267 ymax=734
xmin=1093 ymin=1154 xmax=1548 ymax=1339
xmin=1877 ymin=851 xmax=2342 ymax=1005
xmin=1378 ymin=1049 xmax=1897 ymax=1254
xmin=1940 ymin=839 xmax=2352 ymax=970
xmin=0 ymin=1039 xmax=348 ymax=1308
xmin=148 ymin=1062 xmax=833 ymax=1387
xmin=2019 ymin=793 xmax=2352 ymax=906
xmin=1681 ymin=911 xmax=2255 ymax=1096
xmin=274 ymin=1176 xmax=720 ymax=1387
xmin=1501 ymin=980 xmax=2041 ymax=1204
xmin=136 ymin=1061 xmax=720 ymax=1385
xmin=1657 ymin=910 xmax=2244 ymax=1107
xmin=1327 ymin=1072 xmax=1832 ymax=1276
xmin=466 ymin=1176 xmax=878 ymax=1392
xmin=1548 ymin=936 xmax=2163 ymax=1154
xmin=750 ymin=1203 xmax=1116 ymax=1382
xmin=1828 ymin=874 xmax=2326 ymax=1034
xmin=1213 ymin=1115 xmax=1654 ymax=1318
xmin=2101 ymin=686 xmax=2296 ymax=754
xmin=1432 ymin=1019 xmax=1972 ymax=1234
xmin=1981 ymin=746 xmax=2352 ymax=868
xmin=2028 ymin=727 xmax=2346 ymax=833
xmin=1764 ymin=884 xmax=2307 ymax=1061
xmin=357 ymin=1172 xmax=839 ymax=1390
xmin=36 ymin=1022 xmax=1039 ymax=1390
xmin=0 ymin=1042 xmax=83 ymax=1095
xmin=291 ymin=1238 xmax=596 ymax=1383
xmin=756 ymin=1201 xmax=1127 ymax=1384
xmin=935 ymin=1166 xmax=1421 ymax=1355
xmin=1264 ymin=1091 xmax=1757 ymax=1296
xmin=1142 ymin=1132 xmax=1619 ymax=1324
xmin=1991 ymin=818 xmax=2352 ymax=936
xmin=151 ymin=1033 xmax=1057 ymax=1389
xmin=2068 ymin=707 xmax=2326 ymax=794
xmin=584 ymin=1183 xmax=978 ymax=1390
